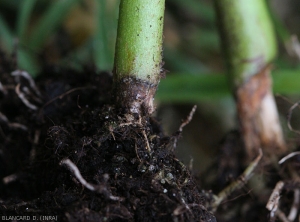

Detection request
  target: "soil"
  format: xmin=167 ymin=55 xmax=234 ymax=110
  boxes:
xmin=0 ymin=51 xmax=216 ymax=222
xmin=0 ymin=50 xmax=299 ymax=222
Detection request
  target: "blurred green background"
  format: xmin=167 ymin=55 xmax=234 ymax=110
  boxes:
xmin=1 ymin=0 xmax=300 ymax=172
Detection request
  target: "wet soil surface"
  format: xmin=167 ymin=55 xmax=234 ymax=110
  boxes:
xmin=0 ymin=52 xmax=216 ymax=222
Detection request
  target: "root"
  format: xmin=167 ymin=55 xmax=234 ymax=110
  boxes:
xmin=11 ymin=70 xmax=41 ymax=97
xmin=266 ymin=181 xmax=299 ymax=222
xmin=15 ymin=84 xmax=38 ymax=110
xmin=266 ymin=181 xmax=284 ymax=221
xmin=12 ymin=70 xmax=43 ymax=110
xmin=60 ymin=159 xmax=94 ymax=191
xmin=178 ymin=105 xmax=197 ymax=132
xmin=0 ymin=112 xmax=28 ymax=131
xmin=2 ymin=173 xmax=19 ymax=184
xmin=173 ymin=105 xmax=197 ymax=149
xmin=212 ymin=149 xmax=263 ymax=212
xmin=278 ymin=161 xmax=300 ymax=222
xmin=60 ymin=159 xmax=124 ymax=201
xmin=288 ymin=189 xmax=299 ymax=221
xmin=279 ymin=151 xmax=300 ymax=164
xmin=276 ymin=209 xmax=291 ymax=222
xmin=173 ymin=198 xmax=192 ymax=216
xmin=142 ymin=129 xmax=151 ymax=151
xmin=113 ymin=114 xmax=151 ymax=152
xmin=0 ymin=81 xmax=7 ymax=95
xmin=287 ymin=99 xmax=300 ymax=135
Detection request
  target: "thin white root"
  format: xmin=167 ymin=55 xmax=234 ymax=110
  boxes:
xmin=0 ymin=112 xmax=28 ymax=131
xmin=266 ymin=181 xmax=284 ymax=221
xmin=276 ymin=149 xmax=300 ymax=221
xmin=173 ymin=105 xmax=197 ymax=148
xmin=178 ymin=105 xmax=197 ymax=132
xmin=7 ymin=122 xmax=28 ymax=131
xmin=288 ymin=189 xmax=299 ymax=221
xmin=60 ymin=158 xmax=123 ymax=201
xmin=60 ymin=159 xmax=97 ymax=191
xmin=142 ymin=130 xmax=151 ymax=151
xmin=0 ymin=81 xmax=7 ymax=94
xmin=0 ymin=113 xmax=9 ymax=123
xmin=279 ymin=152 xmax=300 ymax=164
xmin=287 ymin=100 xmax=300 ymax=135
xmin=11 ymin=70 xmax=41 ymax=96
xmin=3 ymin=173 xmax=18 ymax=184
xmin=173 ymin=195 xmax=192 ymax=216
xmin=212 ymin=149 xmax=263 ymax=212
xmin=276 ymin=209 xmax=291 ymax=222
xmin=22 ymin=86 xmax=43 ymax=103
xmin=15 ymin=84 xmax=38 ymax=110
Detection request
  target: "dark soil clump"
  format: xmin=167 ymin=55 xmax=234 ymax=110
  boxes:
xmin=0 ymin=52 xmax=215 ymax=222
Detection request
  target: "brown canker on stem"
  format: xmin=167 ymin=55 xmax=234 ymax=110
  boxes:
xmin=236 ymin=64 xmax=286 ymax=159
xmin=113 ymin=77 xmax=158 ymax=116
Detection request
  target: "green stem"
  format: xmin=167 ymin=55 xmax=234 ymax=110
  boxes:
xmin=214 ymin=0 xmax=277 ymax=87
xmin=214 ymin=0 xmax=285 ymax=158
xmin=113 ymin=0 xmax=165 ymax=114
xmin=114 ymin=0 xmax=164 ymax=82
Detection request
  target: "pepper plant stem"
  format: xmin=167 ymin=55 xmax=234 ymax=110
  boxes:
xmin=214 ymin=0 xmax=285 ymax=158
xmin=113 ymin=0 xmax=165 ymax=114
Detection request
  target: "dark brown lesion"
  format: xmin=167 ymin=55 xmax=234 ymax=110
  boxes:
xmin=113 ymin=77 xmax=158 ymax=116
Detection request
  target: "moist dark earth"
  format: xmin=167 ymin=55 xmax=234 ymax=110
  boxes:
xmin=0 ymin=52 xmax=216 ymax=222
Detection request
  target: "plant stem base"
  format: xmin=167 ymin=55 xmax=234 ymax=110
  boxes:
xmin=236 ymin=65 xmax=286 ymax=159
xmin=113 ymin=77 xmax=158 ymax=115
